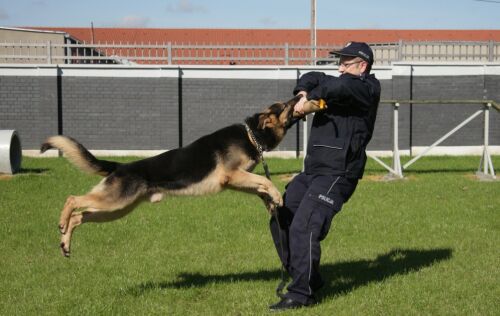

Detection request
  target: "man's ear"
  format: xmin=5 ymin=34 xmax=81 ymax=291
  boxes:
xmin=360 ymin=61 xmax=368 ymax=74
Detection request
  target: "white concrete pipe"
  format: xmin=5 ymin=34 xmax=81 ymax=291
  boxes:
xmin=0 ymin=130 xmax=22 ymax=174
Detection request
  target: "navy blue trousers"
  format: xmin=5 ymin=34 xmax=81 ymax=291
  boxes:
xmin=270 ymin=172 xmax=358 ymax=304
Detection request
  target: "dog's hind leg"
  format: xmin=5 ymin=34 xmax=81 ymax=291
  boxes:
xmin=60 ymin=203 xmax=138 ymax=257
xmin=58 ymin=180 xmax=146 ymax=257
xmin=58 ymin=195 xmax=78 ymax=234
xmin=58 ymin=177 xmax=145 ymax=233
xmin=58 ymin=192 xmax=130 ymax=234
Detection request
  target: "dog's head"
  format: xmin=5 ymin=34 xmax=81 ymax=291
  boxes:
xmin=246 ymin=95 xmax=303 ymax=151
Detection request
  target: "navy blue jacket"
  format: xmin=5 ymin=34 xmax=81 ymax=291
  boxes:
xmin=293 ymin=71 xmax=381 ymax=179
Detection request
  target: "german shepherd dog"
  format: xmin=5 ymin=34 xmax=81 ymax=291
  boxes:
xmin=41 ymin=96 xmax=302 ymax=257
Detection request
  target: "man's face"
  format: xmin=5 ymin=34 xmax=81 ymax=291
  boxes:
xmin=338 ymin=56 xmax=368 ymax=76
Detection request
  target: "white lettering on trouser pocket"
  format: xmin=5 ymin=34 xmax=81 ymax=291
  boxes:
xmin=317 ymin=194 xmax=334 ymax=206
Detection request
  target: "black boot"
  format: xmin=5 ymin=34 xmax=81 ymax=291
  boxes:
xmin=269 ymin=297 xmax=314 ymax=311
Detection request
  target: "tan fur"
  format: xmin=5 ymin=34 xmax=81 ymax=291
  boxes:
xmin=224 ymin=145 xmax=258 ymax=171
xmin=57 ymin=153 xmax=282 ymax=257
xmin=45 ymin=136 xmax=106 ymax=175
xmin=50 ymin=98 xmax=298 ymax=257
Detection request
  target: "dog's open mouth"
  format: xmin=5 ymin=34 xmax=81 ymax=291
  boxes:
xmin=284 ymin=103 xmax=303 ymax=130
xmin=285 ymin=116 xmax=301 ymax=129
xmin=283 ymin=95 xmax=304 ymax=129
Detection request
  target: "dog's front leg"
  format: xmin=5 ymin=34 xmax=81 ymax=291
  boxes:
xmin=259 ymin=194 xmax=279 ymax=215
xmin=227 ymin=169 xmax=283 ymax=209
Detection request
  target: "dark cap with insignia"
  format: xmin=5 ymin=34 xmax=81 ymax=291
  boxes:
xmin=332 ymin=42 xmax=374 ymax=65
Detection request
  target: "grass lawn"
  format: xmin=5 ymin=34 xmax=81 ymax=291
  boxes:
xmin=0 ymin=155 xmax=498 ymax=315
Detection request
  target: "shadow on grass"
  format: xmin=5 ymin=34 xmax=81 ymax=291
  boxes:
xmin=128 ymin=248 xmax=452 ymax=299
xmin=18 ymin=168 xmax=49 ymax=174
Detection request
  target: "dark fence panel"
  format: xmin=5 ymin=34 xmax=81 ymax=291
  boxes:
xmin=0 ymin=64 xmax=498 ymax=153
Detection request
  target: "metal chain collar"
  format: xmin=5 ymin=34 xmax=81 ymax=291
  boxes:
xmin=244 ymin=122 xmax=264 ymax=157
xmin=244 ymin=122 xmax=271 ymax=180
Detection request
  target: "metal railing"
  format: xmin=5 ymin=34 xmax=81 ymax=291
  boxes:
xmin=0 ymin=40 xmax=498 ymax=65
xmin=369 ymin=100 xmax=499 ymax=180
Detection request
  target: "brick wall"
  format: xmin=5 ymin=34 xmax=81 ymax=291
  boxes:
xmin=0 ymin=65 xmax=498 ymax=153
xmin=181 ymin=78 xmax=298 ymax=150
xmin=0 ymin=75 xmax=58 ymax=148
xmin=61 ymin=76 xmax=178 ymax=150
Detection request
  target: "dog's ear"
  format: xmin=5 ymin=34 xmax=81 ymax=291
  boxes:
xmin=257 ymin=114 xmax=275 ymax=129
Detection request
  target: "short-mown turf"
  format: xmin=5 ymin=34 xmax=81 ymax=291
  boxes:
xmin=0 ymin=156 xmax=498 ymax=315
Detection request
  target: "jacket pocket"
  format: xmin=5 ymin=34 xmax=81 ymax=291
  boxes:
xmin=307 ymin=138 xmax=347 ymax=172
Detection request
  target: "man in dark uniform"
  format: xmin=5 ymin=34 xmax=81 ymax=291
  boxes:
xmin=269 ymin=42 xmax=381 ymax=311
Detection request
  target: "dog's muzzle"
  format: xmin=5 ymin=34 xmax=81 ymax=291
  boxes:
xmin=285 ymin=116 xmax=302 ymax=129
xmin=283 ymin=99 xmax=304 ymax=130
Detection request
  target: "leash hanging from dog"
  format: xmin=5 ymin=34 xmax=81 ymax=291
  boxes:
xmin=244 ymin=122 xmax=288 ymax=298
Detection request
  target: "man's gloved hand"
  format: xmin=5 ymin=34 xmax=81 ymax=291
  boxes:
xmin=294 ymin=91 xmax=307 ymax=116
xmin=294 ymin=91 xmax=327 ymax=117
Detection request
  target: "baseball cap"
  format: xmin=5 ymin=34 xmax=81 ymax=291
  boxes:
xmin=332 ymin=42 xmax=374 ymax=65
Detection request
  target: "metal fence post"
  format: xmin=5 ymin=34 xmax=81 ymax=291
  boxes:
xmin=284 ymin=43 xmax=289 ymax=65
xmin=391 ymin=102 xmax=403 ymax=179
xmin=483 ymin=103 xmax=490 ymax=175
xmin=368 ymin=101 xmax=403 ymax=179
xmin=477 ymin=103 xmax=496 ymax=180
xmin=64 ymin=36 xmax=71 ymax=64
xmin=398 ymin=39 xmax=403 ymax=61
xmin=46 ymin=41 xmax=52 ymax=64
xmin=167 ymin=42 xmax=172 ymax=65
xmin=488 ymin=40 xmax=494 ymax=62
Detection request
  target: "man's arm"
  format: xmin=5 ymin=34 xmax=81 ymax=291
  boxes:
xmin=293 ymin=71 xmax=330 ymax=95
xmin=293 ymin=91 xmax=326 ymax=116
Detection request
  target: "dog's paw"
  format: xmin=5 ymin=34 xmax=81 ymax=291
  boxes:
xmin=262 ymin=197 xmax=280 ymax=215
xmin=271 ymin=193 xmax=283 ymax=208
xmin=261 ymin=196 xmax=274 ymax=214
xmin=266 ymin=186 xmax=283 ymax=207
xmin=267 ymin=203 xmax=278 ymax=216
xmin=58 ymin=223 xmax=67 ymax=234
xmin=60 ymin=242 xmax=70 ymax=258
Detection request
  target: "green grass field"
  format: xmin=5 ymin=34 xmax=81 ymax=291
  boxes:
xmin=0 ymin=156 xmax=498 ymax=315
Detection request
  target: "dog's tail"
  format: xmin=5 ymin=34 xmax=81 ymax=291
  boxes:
xmin=40 ymin=135 xmax=120 ymax=176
